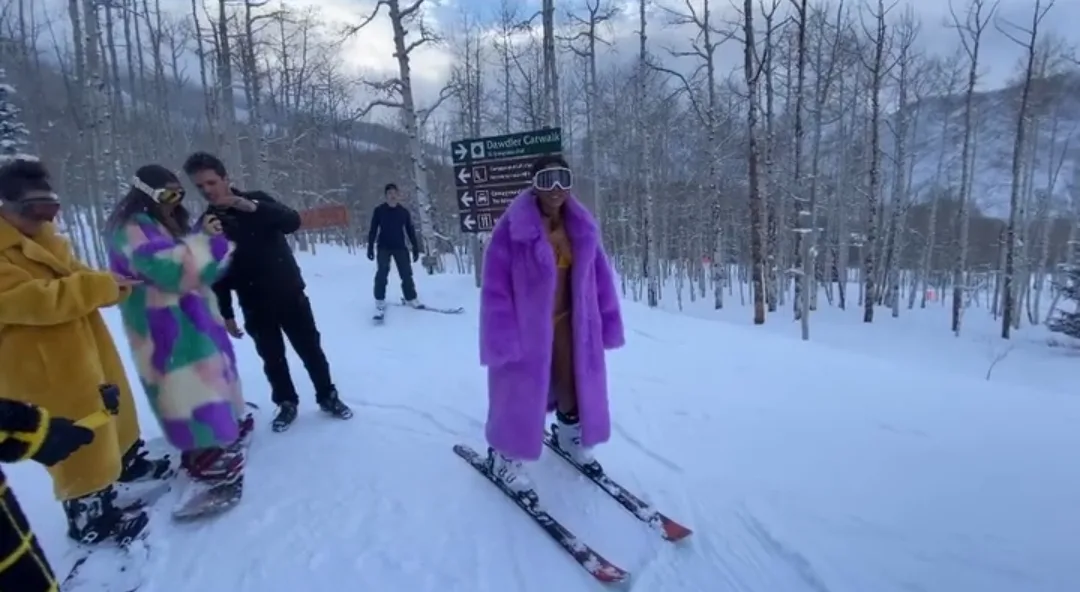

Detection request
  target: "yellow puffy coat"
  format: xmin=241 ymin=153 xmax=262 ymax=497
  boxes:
xmin=0 ymin=218 xmax=141 ymax=501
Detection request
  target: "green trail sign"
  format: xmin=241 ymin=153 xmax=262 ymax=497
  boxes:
xmin=450 ymin=127 xmax=563 ymax=234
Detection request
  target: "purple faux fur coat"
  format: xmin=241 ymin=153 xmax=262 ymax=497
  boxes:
xmin=481 ymin=188 xmax=625 ymax=461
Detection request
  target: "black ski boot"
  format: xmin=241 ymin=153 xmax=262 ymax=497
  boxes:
xmin=118 ymin=439 xmax=174 ymax=484
xmin=317 ymin=389 xmax=353 ymax=420
xmin=271 ymin=402 xmax=298 ymax=432
xmin=62 ymin=486 xmax=149 ymax=547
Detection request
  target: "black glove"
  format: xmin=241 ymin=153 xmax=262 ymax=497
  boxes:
xmin=367 ymin=250 xmax=375 ymax=261
xmin=32 ymin=417 xmax=95 ymax=467
xmin=412 ymin=250 xmax=420 ymax=263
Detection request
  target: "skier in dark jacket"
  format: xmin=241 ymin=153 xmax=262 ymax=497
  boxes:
xmin=183 ymin=152 xmax=353 ymax=432
xmin=0 ymin=397 xmax=95 ymax=592
xmin=367 ymin=183 xmax=422 ymax=314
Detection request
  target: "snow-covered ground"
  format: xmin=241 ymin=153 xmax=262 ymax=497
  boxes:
xmin=9 ymin=247 xmax=1080 ymax=592
xmin=658 ymin=281 xmax=1080 ymax=399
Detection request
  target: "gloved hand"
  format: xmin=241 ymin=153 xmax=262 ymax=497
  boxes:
xmin=32 ymin=417 xmax=95 ymax=467
xmin=412 ymin=250 xmax=420 ymax=263
xmin=367 ymin=250 xmax=375 ymax=261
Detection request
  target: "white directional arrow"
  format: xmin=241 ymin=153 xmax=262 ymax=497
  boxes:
xmin=453 ymin=143 xmax=468 ymax=161
xmin=459 ymin=191 xmax=473 ymax=207
xmin=462 ymin=214 xmax=476 ymax=230
xmin=457 ymin=167 xmax=471 ymax=184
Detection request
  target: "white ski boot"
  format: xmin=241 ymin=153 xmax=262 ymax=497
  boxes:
xmin=554 ymin=416 xmax=603 ymax=474
xmin=487 ymin=448 xmax=534 ymax=495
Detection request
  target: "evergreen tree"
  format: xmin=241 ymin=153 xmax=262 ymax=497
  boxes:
xmin=0 ymin=68 xmax=32 ymax=163
xmin=1048 ymin=243 xmax=1080 ymax=339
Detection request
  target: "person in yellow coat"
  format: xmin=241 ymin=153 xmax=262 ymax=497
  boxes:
xmin=0 ymin=158 xmax=169 ymax=546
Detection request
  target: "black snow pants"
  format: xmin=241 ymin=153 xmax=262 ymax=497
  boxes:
xmin=242 ymin=291 xmax=335 ymax=406
xmin=374 ymin=248 xmax=417 ymax=302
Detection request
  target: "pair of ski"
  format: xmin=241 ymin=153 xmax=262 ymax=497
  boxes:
xmin=373 ymin=300 xmax=464 ymax=323
xmin=454 ymin=425 xmax=692 ymax=584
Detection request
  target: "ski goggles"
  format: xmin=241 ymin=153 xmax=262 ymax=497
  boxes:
xmin=132 ymin=176 xmax=184 ymax=205
xmin=533 ymin=167 xmax=573 ymax=191
xmin=0 ymin=191 xmax=61 ymax=222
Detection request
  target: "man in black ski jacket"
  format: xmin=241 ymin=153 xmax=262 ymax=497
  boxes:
xmin=367 ymin=183 xmax=422 ymax=313
xmin=183 ymin=152 xmax=353 ymax=432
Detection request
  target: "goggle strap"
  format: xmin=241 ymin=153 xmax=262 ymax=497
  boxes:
xmin=132 ymin=177 xmax=161 ymax=201
xmin=132 ymin=177 xmax=181 ymax=203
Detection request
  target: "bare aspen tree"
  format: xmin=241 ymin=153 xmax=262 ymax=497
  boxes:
xmin=996 ymin=0 xmax=1055 ymax=339
xmin=760 ymin=0 xmax=781 ymax=312
xmin=240 ymin=0 xmax=274 ymax=186
xmin=637 ymin=0 xmax=659 ymax=306
xmin=541 ymin=0 xmax=559 ymax=126
xmin=349 ymin=0 xmax=456 ymax=273
xmin=741 ymin=0 xmax=766 ymax=324
xmin=1027 ymin=39 xmax=1071 ymax=324
xmin=790 ymin=0 xmax=810 ymax=337
xmin=81 ymin=0 xmax=108 ymax=265
xmin=857 ymin=0 xmax=894 ymax=324
xmin=492 ymin=0 xmax=523 ymax=132
xmin=567 ymin=0 xmax=619 ymax=228
xmin=947 ymin=0 xmax=996 ymax=335
xmin=885 ymin=8 xmax=918 ymax=319
xmin=806 ymin=3 xmax=845 ymax=314
xmin=190 ymin=0 xmax=217 ymax=139
xmin=214 ymin=0 xmax=244 ymax=179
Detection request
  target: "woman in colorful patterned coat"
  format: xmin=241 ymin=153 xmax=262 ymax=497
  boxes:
xmin=106 ymin=164 xmax=249 ymax=482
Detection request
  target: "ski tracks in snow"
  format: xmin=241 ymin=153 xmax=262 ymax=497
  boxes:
xmin=628 ymin=496 xmax=835 ymax=592
xmin=120 ymin=281 xmax=839 ymax=591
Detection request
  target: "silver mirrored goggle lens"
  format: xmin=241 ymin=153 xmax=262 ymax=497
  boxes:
xmin=533 ymin=168 xmax=573 ymax=191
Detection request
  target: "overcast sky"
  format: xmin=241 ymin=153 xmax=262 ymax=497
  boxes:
xmin=278 ymin=0 xmax=1080 ymax=109
xmin=33 ymin=0 xmax=1080 ymax=114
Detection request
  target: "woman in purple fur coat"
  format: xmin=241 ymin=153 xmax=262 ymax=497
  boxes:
xmin=479 ymin=154 xmax=625 ymax=494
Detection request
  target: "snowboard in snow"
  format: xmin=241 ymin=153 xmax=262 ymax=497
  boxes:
xmin=452 ymin=443 xmax=630 ymax=584
xmin=60 ymin=535 xmax=150 ymax=592
xmin=61 ymin=486 xmax=170 ymax=592
xmin=171 ymin=402 xmax=259 ymax=521
xmin=544 ymin=425 xmax=692 ymax=543
xmin=172 ymin=474 xmax=245 ymax=521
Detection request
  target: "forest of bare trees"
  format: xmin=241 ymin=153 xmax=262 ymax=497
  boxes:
xmin=1 ymin=0 xmax=1079 ymax=339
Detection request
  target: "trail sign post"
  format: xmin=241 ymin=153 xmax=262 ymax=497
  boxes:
xmin=450 ymin=128 xmax=562 ymax=233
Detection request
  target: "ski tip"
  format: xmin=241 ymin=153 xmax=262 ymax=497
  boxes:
xmin=660 ymin=517 xmax=693 ymax=542
xmin=452 ymin=443 xmax=476 ymax=458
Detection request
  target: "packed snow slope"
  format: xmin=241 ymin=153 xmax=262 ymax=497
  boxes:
xmin=10 ymin=247 xmax=1080 ymax=592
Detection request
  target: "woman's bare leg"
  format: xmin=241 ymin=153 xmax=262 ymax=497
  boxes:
xmin=551 ymin=313 xmax=578 ymax=416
